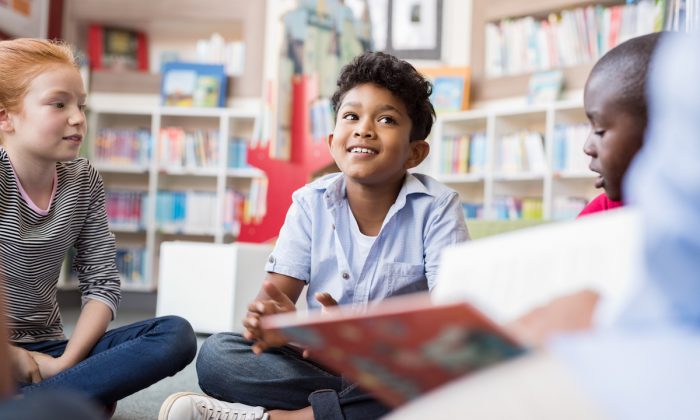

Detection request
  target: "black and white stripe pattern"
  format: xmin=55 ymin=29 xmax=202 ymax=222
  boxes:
xmin=0 ymin=148 xmax=120 ymax=343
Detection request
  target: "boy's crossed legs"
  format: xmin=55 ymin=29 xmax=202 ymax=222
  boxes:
xmin=162 ymin=332 xmax=390 ymax=420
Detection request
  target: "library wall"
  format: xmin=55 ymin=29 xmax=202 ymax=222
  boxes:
xmin=48 ymin=0 xmax=669 ymax=293
xmin=61 ymin=0 xmax=266 ymax=99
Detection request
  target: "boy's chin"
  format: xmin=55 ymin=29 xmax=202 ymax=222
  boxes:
xmin=603 ymin=188 xmax=622 ymax=202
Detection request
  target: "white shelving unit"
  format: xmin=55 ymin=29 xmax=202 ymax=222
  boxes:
xmin=431 ymin=100 xmax=598 ymax=220
xmin=58 ymin=103 xmax=266 ymax=292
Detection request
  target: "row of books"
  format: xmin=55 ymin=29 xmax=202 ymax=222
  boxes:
xmin=461 ymin=196 xmax=590 ymax=220
xmin=158 ymin=128 xmax=252 ymax=170
xmin=442 ymin=123 xmax=595 ymax=176
xmin=497 ymin=131 xmax=546 ymax=174
xmin=115 ymin=247 xmax=148 ymax=286
xmin=485 ymin=1 xmax=664 ymax=77
xmin=106 ymin=190 xmax=147 ymax=230
xmin=155 ymin=188 xmax=258 ymax=235
xmin=105 ymin=188 xmax=261 ymax=236
xmin=665 ymin=0 xmax=700 ymax=31
xmin=156 ymin=190 xmax=217 ymax=233
xmin=462 ymin=202 xmax=484 ymax=219
xmin=94 ymin=128 xmax=151 ymax=166
xmin=440 ymin=133 xmax=487 ymax=175
xmin=493 ymin=196 xmax=543 ymax=220
xmin=159 ymin=127 xmax=220 ymax=170
xmin=552 ymin=123 xmax=591 ymax=173
xmin=223 ymin=189 xmax=247 ymax=237
xmin=227 ymin=138 xmax=250 ymax=169
xmin=65 ymin=247 xmax=147 ymax=287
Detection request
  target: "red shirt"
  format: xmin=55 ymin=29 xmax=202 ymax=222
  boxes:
xmin=577 ymin=193 xmax=623 ymax=218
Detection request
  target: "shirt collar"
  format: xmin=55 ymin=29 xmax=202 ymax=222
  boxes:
xmin=316 ymin=172 xmax=434 ymax=209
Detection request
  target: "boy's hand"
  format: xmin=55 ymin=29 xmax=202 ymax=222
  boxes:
xmin=298 ymin=292 xmax=339 ymax=359
xmin=506 ymin=289 xmax=600 ymax=348
xmin=29 ymin=351 xmax=70 ymax=380
xmin=314 ymin=292 xmax=338 ymax=312
xmin=8 ymin=345 xmax=42 ymax=384
xmin=244 ymin=281 xmax=297 ymax=354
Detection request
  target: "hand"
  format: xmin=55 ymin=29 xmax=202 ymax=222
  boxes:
xmin=296 ymin=292 xmax=339 ymax=359
xmin=314 ymin=292 xmax=338 ymax=313
xmin=8 ymin=345 xmax=42 ymax=384
xmin=506 ymin=289 xmax=600 ymax=348
xmin=243 ymin=281 xmax=297 ymax=354
xmin=29 ymin=351 xmax=71 ymax=380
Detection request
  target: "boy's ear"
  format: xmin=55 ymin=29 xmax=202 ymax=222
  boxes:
xmin=404 ymin=140 xmax=430 ymax=169
xmin=327 ymin=133 xmax=334 ymax=149
xmin=0 ymin=109 xmax=14 ymax=134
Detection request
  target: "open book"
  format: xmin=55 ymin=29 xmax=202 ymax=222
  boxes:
xmin=261 ymin=292 xmax=525 ymax=407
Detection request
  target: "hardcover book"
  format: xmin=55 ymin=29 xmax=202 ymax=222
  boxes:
xmin=87 ymin=24 xmax=148 ymax=71
xmin=160 ymin=62 xmax=227 ymax=108
xmin=261 ymin=292 xmax=525 ymax=407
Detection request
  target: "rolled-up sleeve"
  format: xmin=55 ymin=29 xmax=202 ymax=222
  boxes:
xmin=264 ymin=191 xmax=313 ymax=283
xmin=73 ymin=168 xmax=121 ymax=318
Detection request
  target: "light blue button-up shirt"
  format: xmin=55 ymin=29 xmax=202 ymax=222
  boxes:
xmin=265 ymin=172 xmax=470 ymax=310
xmin=550 ymin=33 xmax=700 ymax=420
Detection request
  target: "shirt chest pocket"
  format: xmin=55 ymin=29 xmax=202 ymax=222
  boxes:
xmin=382 ymin=262 xmax=427 ymax=296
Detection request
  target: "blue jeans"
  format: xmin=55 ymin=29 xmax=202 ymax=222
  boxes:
xmin=18 ymin=315 xmax=196 ymax=405
xmin=197 ymin=333 xmax=390 ymax=420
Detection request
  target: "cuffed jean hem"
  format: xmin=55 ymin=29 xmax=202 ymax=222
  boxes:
xmin=309 ymin=389 xmax=345 ymax=420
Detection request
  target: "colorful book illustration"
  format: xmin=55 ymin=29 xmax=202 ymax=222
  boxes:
xmin=160 ymin=62 xmax=227 ymax=108
xmin=261 ymin=293 xmax=525 ymax=407
xmin=419 ymin=66 xmax=471 ymax=112
xmin=87 ymin=24 xmax=148 ymax=71
xmin=431 ymin=76 xmax=465 ymax=113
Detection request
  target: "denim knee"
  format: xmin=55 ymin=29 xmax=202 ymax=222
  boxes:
xmin=158 ymin=315 xmax=197 ymax=368
xmin=196 ymin=333 xmax=252 ymax=392
xmin=197 ymin=333 xmax=235 ymax=381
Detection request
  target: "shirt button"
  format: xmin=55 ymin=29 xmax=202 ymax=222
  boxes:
xmin=332 ymin=224 xmax=336 ymax=230
xmin=341 ymin=272 xmax=350 ymax=280
xmin=268 ymin=255 xmax=275 ymax=264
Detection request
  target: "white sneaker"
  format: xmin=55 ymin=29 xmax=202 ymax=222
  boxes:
xmin=158 ymin=392 xmax=269 ymax=420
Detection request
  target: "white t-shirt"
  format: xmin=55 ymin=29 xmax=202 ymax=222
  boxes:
xmin=348 ymin=205 xmax=377 ymax=280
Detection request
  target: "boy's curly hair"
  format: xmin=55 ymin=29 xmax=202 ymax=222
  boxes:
xmin=331 ymin=51 xmax=435 ymax=142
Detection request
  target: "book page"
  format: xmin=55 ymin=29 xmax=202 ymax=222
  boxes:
xmin=434 ymin=208 xmax=642 ymax=325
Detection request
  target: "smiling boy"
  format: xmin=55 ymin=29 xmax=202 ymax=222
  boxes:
xmin=160 ymin=52 xmax=470 ymax=420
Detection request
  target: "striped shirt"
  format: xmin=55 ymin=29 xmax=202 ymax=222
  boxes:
xmin=0 ymin=148 xmax=120 ymax=343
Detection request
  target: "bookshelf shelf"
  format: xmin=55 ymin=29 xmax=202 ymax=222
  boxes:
xmin=72 ymin=102 xmax=265 ymax=292
xmin=432 ymin=99 xmax=598 ymax=221
xmin=156 ymin=227 xmax=218 ymax=237
xmin=469 ymin=0 xmax=660 ymax=101
xmin=438 ymin=173 xmax=485 ymax=183
xmin=226 ymin=168 xmax=265 ymax=178
xmin=159 ymin=168 xmax=220 ymax=177
xmin=554 ymin=170 xmax=597 ymax=179
xmin=95 ymin=163 xmax=150 ymax=174
xmin=109 ymin=224 xmax=145 ymax=233
xmin=493 ymin=173 xmax=546 ymax=182
xmin=121 ymin=283 xmax=156 ymax=293
xmin=160 ymin=107 xmax=228 ymax=118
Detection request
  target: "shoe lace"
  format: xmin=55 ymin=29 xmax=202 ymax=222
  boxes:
xmin=198 ymin=402 xmax=261 ymax=420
